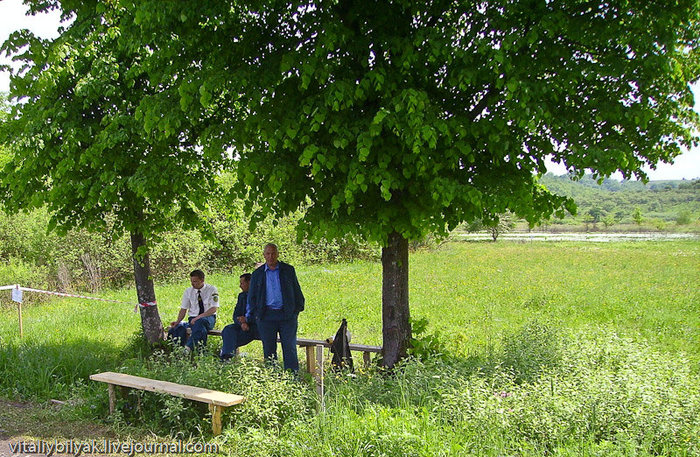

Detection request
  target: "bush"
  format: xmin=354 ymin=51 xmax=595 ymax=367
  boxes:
xmin=0 ymin=258 xmax=51 ymax=305
xmin=0 ymin=203 xmax=379 ymax=291
xmin=500 ymin=319 xmax=562 ymax=384
xmin=676 ymin=211 xmax=693 ymax=225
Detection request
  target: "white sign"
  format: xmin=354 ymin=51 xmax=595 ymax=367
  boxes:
xmin=11 ymin=288 xmax=22 ymax=303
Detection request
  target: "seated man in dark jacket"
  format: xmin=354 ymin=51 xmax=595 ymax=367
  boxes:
xmin=220 ymin=273 xmax=259 ymax=361
xmin=242 ymin=243 xmax=305 ymax=371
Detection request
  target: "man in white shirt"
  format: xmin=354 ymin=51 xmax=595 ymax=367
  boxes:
xmin=167 ymin=269 xmax=219 ymax=351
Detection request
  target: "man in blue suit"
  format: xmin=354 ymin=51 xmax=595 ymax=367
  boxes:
xmin=242 ymin=243 xmax=305 ymax=371
xmin=220 ymin=273 xmax=259 ymax=361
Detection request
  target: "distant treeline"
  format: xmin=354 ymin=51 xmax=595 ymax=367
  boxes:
xmin=0 ymin=197 xmax=378 ymax=296
xmin=540 ymin=174 xmax=699 ymax=228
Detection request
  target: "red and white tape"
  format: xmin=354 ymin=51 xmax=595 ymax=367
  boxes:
xmin=1 ymin=284 xmax=155 ymax=311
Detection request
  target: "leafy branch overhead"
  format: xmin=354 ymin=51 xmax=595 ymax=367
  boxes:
xmin=125 ymin=0 xmax=698 ymax=244
xmin=0 ymin=4 xmax=227 ymax=242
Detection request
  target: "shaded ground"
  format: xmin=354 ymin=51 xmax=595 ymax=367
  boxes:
xmin=0 ymin=398 xmax=116 ymax=456
xmin=0 ymin=399 xmax=219 ymax=457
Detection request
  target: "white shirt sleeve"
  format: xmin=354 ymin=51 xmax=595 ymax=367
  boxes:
xmin=180 ymin=288 xmax=191 ymax=310
xmin=208 ymin=285 xmax=220 ymax=308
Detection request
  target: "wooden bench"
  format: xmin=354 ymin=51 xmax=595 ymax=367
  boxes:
xmin=204 ymin=329 xmax=381 ymax=372
xmin=89 ymin=371 xmax=245 ymax=435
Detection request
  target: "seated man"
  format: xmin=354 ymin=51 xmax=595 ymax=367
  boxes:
xmin=220 ymin=273 xmax=259 ymax=361
xmin=168 ymin=269 xmax=219 ymax=352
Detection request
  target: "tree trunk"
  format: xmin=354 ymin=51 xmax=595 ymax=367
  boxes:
xmin=381 ymin=231 xmax=411 ymax=368
xmin=131 ymin=231 xmax=163 ymax=344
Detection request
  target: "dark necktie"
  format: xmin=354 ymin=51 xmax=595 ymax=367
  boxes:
xmin=197 ymin=290 xmax=205 ymax=316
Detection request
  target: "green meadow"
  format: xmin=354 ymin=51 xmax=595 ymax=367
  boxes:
xmin=1 ymin=241 xmax=699 ymax=456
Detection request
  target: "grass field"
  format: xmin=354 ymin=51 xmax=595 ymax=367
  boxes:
xmin=1 ymin=241 xmax=698 ymax=456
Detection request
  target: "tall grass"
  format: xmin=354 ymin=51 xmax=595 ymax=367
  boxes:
xmin=0 ymin=241 xmax=698 ymax=455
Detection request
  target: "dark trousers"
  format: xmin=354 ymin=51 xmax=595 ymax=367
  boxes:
xmin=257 ymin=309 xmax=299 ymax=372
xmin=168 ymin=315 xmax=216 ymax=350
xmin=220 ymin=322 xmax=260 ymax=357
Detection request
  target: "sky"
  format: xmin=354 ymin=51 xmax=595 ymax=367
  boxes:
xmin=1 ymin=0 xmax=699 ymax=181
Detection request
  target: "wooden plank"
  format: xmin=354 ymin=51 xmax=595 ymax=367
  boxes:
xmin=347 ymin=343 xmax=382 ymax=353
xmin=295 ymin=337 xmax=382 ymax=352
xmin=201 ymin=329 xmax=381 ymax=353
xmin=90 ymin=372 xmax=245 ymax=407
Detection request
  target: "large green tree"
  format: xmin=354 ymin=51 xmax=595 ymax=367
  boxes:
xmin=125 ymin=0 xmax=699 ymax=366
xmin=0 ymin=1 xmax=226 ymax=342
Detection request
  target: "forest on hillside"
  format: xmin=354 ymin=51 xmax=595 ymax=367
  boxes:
xmin=538 ymin=173 xmax=699 ymax=229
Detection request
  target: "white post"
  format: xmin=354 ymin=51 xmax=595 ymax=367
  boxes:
xmin=12 ymin=285 xmax=23 ymax=338
xmin=316 ymin=344 xmax=324 ymax=412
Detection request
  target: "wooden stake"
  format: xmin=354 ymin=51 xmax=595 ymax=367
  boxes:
xmin=18 ymin=302 xmax=23 ymax=338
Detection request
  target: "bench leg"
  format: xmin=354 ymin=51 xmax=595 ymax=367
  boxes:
xmin=363 ymin=351 xmax=371 ymax=367
xmin=209 ymin=405 xmax=223 ymax=436
xmin=108 ymin=384 xmax=116 ymax=414
xmin=306 ymin=346 xmax=316 ymax=376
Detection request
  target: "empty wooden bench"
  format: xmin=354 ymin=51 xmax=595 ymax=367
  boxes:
xmin=90 ymin=371 xmax=245 ymax=435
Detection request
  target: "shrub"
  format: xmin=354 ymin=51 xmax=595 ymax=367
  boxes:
xmin=676 ymin=211 xmax=693 ymax=225
xmin=500 ymin=319 xmax=562 ymax=384
xmin=0 ymin=258 xmax=51 ymax=305
xmin=0 ymin=203 xmax=378 ymax=290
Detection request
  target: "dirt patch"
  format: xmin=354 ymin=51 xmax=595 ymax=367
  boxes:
xmin=0 ymin=398 xmax=115 ymax=440
xmin=0 ymin=398 xmax=117 ymax=456
xmin=0 ymin=398 xmax=212 ymax=457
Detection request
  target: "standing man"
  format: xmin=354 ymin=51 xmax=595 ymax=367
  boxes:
xmin=220 ymin=273 xmax=259 ymax=361
xmin=244 ymin=243 xmax=305 ymax=371
xmin=168 ymin=269 xmax=219 ymax=352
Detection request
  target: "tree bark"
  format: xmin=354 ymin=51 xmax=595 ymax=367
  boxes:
xmin=130 ymin=231 xmax=163 ymax=344
xmin=381 ymin=231 xmax=411 ymax=368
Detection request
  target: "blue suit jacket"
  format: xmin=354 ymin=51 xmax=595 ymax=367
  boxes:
xmin=247 ymin=261 xmax=305 ymax=321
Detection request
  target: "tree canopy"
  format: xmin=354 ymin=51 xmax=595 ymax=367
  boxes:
xmin=124 ymin=0 xmax=698 ymax=244
xmin=0 ymin=2 xmax=223 ymax=241
xmin=0 ymin=1 xmax=229 ymax=342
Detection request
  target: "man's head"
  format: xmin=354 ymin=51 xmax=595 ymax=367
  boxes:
xmin=239 ymin=273 xmax=252 ymax=292
xmin=190 ymin=269 xmax=205 ymax=289
xmin=263 ymin=243 xmax=279 ymax=268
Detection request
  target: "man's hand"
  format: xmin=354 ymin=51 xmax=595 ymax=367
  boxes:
xmin=241 ymin=322 xmax=250 ymax=332
xmin=169 ymin=320 xmax=181 ymax=329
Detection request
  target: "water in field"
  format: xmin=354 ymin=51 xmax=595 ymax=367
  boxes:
xmin=453 ymin=231 xmax=699 ymax=242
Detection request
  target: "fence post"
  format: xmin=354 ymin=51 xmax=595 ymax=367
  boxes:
xmin=13 ymin=285 xmax=23 ymax=338
xmin=18 ymin=302 xmax=23 ymax=338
